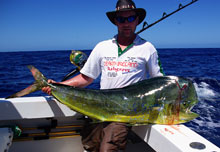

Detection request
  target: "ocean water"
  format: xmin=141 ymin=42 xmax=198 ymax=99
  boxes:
xmin=0 ymin=48 xmax=220 ymax=147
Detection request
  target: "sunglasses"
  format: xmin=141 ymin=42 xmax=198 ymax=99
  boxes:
xmin=115 ymin=15 xmax=137 ymax=23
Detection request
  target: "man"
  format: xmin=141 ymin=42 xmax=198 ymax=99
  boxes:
xmin=43 ymin=0 xmax=164 ymax=151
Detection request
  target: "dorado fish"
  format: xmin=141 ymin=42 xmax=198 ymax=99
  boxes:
xmin=6 ymin=65 xmax=199 ymax=125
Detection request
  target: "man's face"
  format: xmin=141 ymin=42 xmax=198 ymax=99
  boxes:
xmin=114 ymin=10 xmax=139 ymax=38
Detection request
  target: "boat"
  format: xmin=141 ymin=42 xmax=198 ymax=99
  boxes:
xmin=0 ymin=96 xmax=219 ymax=152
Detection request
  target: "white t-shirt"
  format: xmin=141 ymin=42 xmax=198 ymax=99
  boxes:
xmin=80 ymin=35 xmax=164 ymax=89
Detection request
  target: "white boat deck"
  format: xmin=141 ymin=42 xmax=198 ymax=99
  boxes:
xmin=0 ymin=97 xmax=219 ymax=152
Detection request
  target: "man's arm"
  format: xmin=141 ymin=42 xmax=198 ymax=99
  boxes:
xmin=42 ymin=74 xmax=94 ymax=95
xmin=61 ymin=73 xmax=94 ymax=88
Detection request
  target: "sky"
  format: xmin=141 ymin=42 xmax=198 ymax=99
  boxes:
xmin=0 ymin=0 xmax=220 ymax=52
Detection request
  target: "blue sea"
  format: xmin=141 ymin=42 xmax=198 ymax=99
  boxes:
xmin=0 ymin=48 xmax=220 ymax=147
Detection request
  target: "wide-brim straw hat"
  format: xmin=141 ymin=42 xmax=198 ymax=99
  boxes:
xmin=106 ymin=0 xmax=146 ymax=25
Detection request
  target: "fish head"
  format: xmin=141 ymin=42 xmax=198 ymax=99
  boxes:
xmin=175 ymin=77 xmax=199 ymax=123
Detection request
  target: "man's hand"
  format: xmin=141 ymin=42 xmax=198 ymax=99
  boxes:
xmin=42 ymin=79 xmax=56 ymax=95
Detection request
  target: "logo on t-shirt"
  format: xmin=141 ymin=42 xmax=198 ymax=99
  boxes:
xmin=104 ymin=57 xmax=138 ymax=77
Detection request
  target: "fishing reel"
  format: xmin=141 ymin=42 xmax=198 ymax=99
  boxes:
xmin=62 ymin=50 xmax=88 ymax=81
xmin=69 ymin=50 xmax=88 ymax=70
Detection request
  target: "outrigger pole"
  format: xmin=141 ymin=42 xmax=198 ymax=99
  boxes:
xmin=136 ymin=0 xmax=199 ymax=35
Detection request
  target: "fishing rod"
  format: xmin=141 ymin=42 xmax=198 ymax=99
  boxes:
xmin=136 ymin=0 xmax=199 ymax=34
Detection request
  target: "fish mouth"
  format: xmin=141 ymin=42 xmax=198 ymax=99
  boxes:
xmin=186 ymin=104 xmax=197 ymax=114
xmin=180 ymin=110 xmax=199 ymax=122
